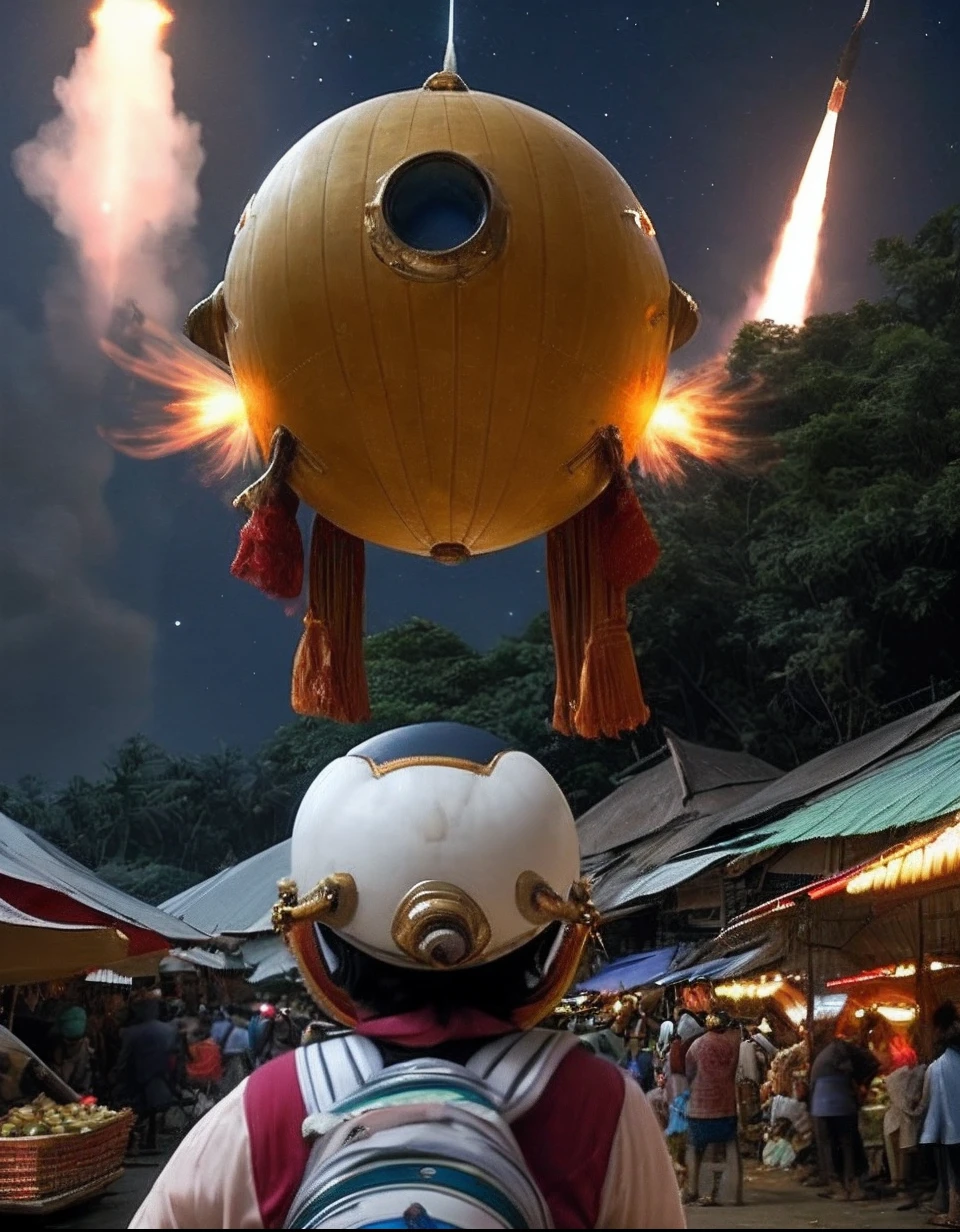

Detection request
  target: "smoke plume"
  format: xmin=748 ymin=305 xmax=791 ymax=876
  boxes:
xmin=13 ymin=0 xmax=203 ymax=332
xmin=1 ymin=0 xmax=205 ymax=782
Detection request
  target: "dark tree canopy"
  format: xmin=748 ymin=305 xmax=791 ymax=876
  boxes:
xmin=3 ymin=205 xmax=958 ymax=899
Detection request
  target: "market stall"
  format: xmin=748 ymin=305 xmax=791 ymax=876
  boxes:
xmin=0 ymin=1027 xmax=132 ymax=1216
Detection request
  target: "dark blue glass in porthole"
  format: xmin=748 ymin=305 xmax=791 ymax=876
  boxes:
xmin=384 ymin=155 xmax=489 ymax=253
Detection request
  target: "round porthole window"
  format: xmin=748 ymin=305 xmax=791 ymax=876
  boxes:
xmin=383 ymin=153 xmax=490 ymax=253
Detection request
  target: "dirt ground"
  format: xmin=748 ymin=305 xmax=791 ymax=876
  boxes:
xmin=687 ymin=1162 xmax=940 ymax=1230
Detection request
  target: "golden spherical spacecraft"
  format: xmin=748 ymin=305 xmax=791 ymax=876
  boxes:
xmin=186 ymin=69 xmax=698 ymax=739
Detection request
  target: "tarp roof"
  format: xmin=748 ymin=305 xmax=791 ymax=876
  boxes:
xmin=655 ymin=943 xmax=773 ymax=987
xmin=577 ymin=731 xmax=780 ymax=859
xmin=160 ymin=841 xmax=291 ymax=936
xmin=0 ymin=897 xmax=128 ymax=984
xmin=576 ymin=947 xmax=679 ymax=993
xmin=0 ymin=812 xmax=208 ymax=949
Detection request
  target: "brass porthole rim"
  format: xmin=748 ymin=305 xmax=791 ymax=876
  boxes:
xmin=364 ymin=151 xmax=508 ymax=284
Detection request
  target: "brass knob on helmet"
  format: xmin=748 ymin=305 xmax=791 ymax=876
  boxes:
xmin=391 ymin=881 xmax=492 ymax=969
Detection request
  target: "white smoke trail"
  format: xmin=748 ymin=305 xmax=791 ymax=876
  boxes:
xmin=13 ymin=0 xmax=204 ymax=332
xmin=2 ymin=1 xmax=206 ymax=780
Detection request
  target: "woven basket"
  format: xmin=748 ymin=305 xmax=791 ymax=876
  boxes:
xmin=0 ymin=1109 xmax=134 ymax=1203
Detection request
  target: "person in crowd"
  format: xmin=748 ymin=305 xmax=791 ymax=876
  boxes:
xmin=646 ymin=1070 xmax=670 ymax=1131
xmin=112 ymin=991 xmax=181 ymax=1150
xmin=247 ymin=1003 xmax=276 ymax=1069
xmin=131 ymin=723 xmax=684 ymax=1228
xmin=268 ymin=1007 xmax=302 ymax=1061
xmin=920 ymin=1001 xmax=960 ymax=1228
xmin=8 ymin=985 xmax=52 ymax=1061
xmin=185 ymin=1018 xmax=223 ymax=1089
xmin=48 ymin=1005 xmax=94 ymax=1095
xmin=683 ymin=1009 xmax=743 ymax=1207
xmin=621 ymin=1028 xmax=655 ymax=1093
xmin=209 ymin=1006 xmax=233 ymax=1050
xmin=737 ymin=1022 xmax=766 ymax=1087
xmin=579 ymin=994 xmax=635 ymax=1063
xmin=657 ymin=1005 xmax=679 ymax=1062
xmin=809 ymin=1022 xmax=879 ymax=1201
xmin=883 ymin=1037 xmax=926 ymax=1209
xmin=664 ymin=1008 xmax=703 ymax=1103
xmin=219 ymin=1008 xmax=253 ymax=1095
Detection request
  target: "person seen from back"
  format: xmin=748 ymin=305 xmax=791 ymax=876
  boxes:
xmin=130 ymin=723 xmax=684 ymax=1228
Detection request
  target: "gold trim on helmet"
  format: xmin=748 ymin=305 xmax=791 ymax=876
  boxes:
xmin=271 ymin=874 xmax=358 ymax=935
xmin=354 ymin=752 xmax=508 ymax=778
xmin=391 ymin=880 xmax=492 ymax=969
xmin=515 ymin=872 xmax=599 ymax=929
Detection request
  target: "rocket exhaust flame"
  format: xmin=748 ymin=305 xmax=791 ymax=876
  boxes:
xmin=102 ymin=319 xmax=254 ymax=479
xmin=637 ymin=359 xmax=752 ymax=482
xmin=752 ymin=0 xmax=871 ymax=327
xmin=753 ymin=108 xmax=839 ymax=327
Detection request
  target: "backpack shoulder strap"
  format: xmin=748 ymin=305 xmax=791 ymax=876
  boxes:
xmin=295 ymin=1034 xmax=383 ymax=1118
xmin=468 ymin=1029 xmax=581 ymax=1123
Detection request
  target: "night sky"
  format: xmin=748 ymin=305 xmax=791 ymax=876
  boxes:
xmin=1 ymin=0 xmax=957 ymax=783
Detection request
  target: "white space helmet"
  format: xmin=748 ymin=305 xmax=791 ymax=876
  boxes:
xmin=272 ymin=722 xmax=597 ymax=1028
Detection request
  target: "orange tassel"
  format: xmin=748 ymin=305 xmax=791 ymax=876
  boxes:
xmin=547 ymin=429 xmax=653 ymax=739
xmin=291 ymin=514 xmax=371 ymax=723
xmin=599 ymin=469 xmax=660 ymax=590
xmin=596 ymin=425 xmax=659 ymax=590
xmin=574 ymin=620 xmax=650 ymax=739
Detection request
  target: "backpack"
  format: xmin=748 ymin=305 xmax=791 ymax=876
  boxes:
xmin=285 ymin=1029 xmax=579 ymax=1229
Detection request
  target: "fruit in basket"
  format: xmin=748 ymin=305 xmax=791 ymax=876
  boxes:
xmin=0 ymin=1095 xmax=126 ymax=1137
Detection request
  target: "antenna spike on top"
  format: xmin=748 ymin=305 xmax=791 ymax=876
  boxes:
xmin=444 ymin=0 xmax=458 ymax=74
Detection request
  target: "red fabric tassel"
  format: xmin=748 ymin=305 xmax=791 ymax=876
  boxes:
xmin=231 ymin=485 xmax=304 ymax=600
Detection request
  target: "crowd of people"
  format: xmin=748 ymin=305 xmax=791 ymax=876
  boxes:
xmin=569 ymin=989 xmax=960 ymax=1221
xmin=1 ymin=981 xmax=333 ymax=1150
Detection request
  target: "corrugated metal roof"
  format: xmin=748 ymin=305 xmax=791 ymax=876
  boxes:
xmin=692 ymin=694 xmax=960 ymax=839
xmin=0 ymin=812 xmax=208 ymax=945
xmin=576 ymin=731 xmax=780 ymax=859
xmin=160 ymin=841 xmax=291 ymax=936
xmin=595 ymin=848 xmax=732 ymax=914
xmin=85 ymin=969 xmax=133 ymax=986
xmin=172 ymin=947 xmax=249 ymax=972
xmin=247 ymin=935 xmax=300 ymax=986
xmin=736 ymin=730 xmax=960 ymax=855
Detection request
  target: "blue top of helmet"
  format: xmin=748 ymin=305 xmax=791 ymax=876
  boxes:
xmin=348 ymin=722 xmax=510 ymax=769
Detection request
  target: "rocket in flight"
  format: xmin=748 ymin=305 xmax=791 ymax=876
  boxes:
xmin=828 ymin=0 xmax=872 ymax=114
